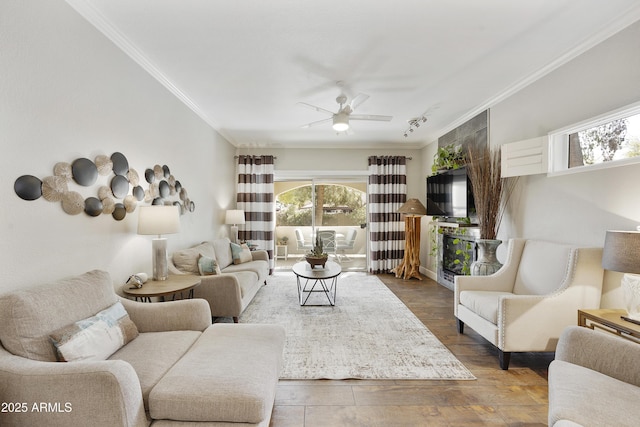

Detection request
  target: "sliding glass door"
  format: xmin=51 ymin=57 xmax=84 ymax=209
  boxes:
xmin=275 ymin=179 xmax=367 ymax=271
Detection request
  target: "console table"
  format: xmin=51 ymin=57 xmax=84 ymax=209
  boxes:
xmin=578 ymin=308 xmax=640 ymax=344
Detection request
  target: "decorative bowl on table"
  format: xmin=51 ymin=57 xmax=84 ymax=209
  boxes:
xmin=305 ymin=255 xmax=328 ymax=269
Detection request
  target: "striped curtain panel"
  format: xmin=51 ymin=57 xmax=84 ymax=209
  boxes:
xmin=368 ymin=156 xmax=407 ymax=274
xmin=236 ymin=155 xmax=275 ymax=272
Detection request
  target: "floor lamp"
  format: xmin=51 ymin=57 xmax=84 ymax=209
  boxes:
xmin=225 ymin=209 xmax=245 ymax=244
xmin=392 ymin=198 xmax=427 ymax=280
xmin=138 ymin=205 xmax=181 ymax=281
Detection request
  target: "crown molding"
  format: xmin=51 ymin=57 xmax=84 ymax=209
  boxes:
xmin=437 ymin=4 xmax=640 ymax=144
xmin=65 ymin=0 xmax=237 ymax=145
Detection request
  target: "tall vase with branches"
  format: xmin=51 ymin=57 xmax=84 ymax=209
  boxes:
xmin=466 ymin=143 xmax=518 ymax=275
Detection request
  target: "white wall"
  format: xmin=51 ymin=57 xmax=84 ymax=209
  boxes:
xmin=479 ymin=21 xmax=640 ymax=306
xmin=0 ymin=1 xmax=236 ymax=292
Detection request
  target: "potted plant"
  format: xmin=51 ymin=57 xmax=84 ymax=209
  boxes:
xmin=278 ymin=236 xmax=289 ymax=246
xmin=305 ymin=235 xmax=328 ymax=268
xmin=465 ymin=143 xmax=518 ymax=275
xmin=431 ymin=144 xmax=466 ymax=174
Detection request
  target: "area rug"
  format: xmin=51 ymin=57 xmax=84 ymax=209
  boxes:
xmin=239 ymin=272 xmax=475 ymax=380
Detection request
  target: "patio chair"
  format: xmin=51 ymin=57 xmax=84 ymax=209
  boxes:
xmin=316 ymin=230 xmax=337 ymax=259
xmin=336 ymin=228 xmax=358 ymax=261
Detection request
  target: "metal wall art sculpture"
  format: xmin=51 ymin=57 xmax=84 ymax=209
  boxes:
xmin=14 ymin=152 xmax=195 ymax=221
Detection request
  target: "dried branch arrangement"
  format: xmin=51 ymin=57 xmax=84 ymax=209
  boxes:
xmin=466 ymin=143 xmax=518 ymax=240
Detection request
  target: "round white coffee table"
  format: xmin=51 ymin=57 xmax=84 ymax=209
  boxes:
xmin=292 ymin=260 xmax=342 ymax=306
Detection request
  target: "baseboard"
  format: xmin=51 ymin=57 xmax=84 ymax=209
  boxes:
xmin=420 ymin=265 xmax=437 ymax=281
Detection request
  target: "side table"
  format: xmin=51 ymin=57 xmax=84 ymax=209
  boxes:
xmin=123 ymin=274 xmax=201 ymax=302
xmin=578 ymin=308 xmax=640 ymax=344
xmin=275 ymin=245 xmax=288 ymax=260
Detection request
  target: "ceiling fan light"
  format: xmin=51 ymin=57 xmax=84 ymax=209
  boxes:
xmin=332 ymin=113 xmax=349 ymax=131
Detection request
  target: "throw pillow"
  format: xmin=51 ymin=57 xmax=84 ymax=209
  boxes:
xmin=49 ymin=301 xmax=139 ymax=362
xmin=198 ymin=254 xmax=221 ymax=275
xmin=172 ymin=242 xmax=216 ymax=275
xmin=230 ymin=242 xmax=253 ymax=265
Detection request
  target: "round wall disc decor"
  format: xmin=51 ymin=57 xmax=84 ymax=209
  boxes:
xmin=53 ymin=162 xmax=72 ymax=180
xmin=84 ymin=197 xmax=103 ymax=217
xmin=71 ymin=158 xmax=98 ymax=186
xmin=42 ymin=176 xmax=68 ymax=202
xmin=111 ymin=152 xmax=129 ymax=176
xmin=132 ymin=185 xmax=144 ymax=201
xmin=95 ymin=155 xmax=113 ymax=176
xmin=127 ymin=168 xmax=140 ymax=186
xmin=14 ymin=175 xmax=42 ymax=201
xmin=62 ymin=191 xmax=84 ymax=215
xmin=162 ymin=165 xmax=170 ymax=178
xmin=102 ymin=197 xmax=115 ymax=214
xmin=159 ymin=180 xmax=170 ymax=198
xmin=110 ymin=175 xmax=129 ymax=198
xmin=144 ymin=168 xmax=155 ymax=184
xmin=112 ymin=203 xmax=126 ymax=221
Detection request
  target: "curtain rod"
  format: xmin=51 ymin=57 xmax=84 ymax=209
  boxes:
xmin=234 ymin=156 xmax=278 ymax=159
xmin=233 ymin=155 xmax=411 ymax=160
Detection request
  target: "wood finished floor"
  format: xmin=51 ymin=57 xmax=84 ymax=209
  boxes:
xmin=269 ymin=273 xmax=553 ymax=427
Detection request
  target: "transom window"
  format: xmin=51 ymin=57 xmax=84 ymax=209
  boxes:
xmin=549 ymin=101 xmax=640 ymax=175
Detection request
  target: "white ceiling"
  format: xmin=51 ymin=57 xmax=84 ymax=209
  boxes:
xmin=67 ymin=0 xmax=640 ymax=149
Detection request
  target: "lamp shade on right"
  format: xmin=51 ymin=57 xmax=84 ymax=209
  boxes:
xmin=602 ymin=230 xmax=640 ymax=274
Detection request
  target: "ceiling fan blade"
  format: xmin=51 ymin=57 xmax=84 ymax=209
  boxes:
xmin=300 ymin=117 xmax=333 ymax=128
xmin=350 ymin=114 xmax=393 ymax=122
xmin=297 ymin=102 xmax=335 ymax=116
xmin=349 ymin=93 xmax=370 ymax=111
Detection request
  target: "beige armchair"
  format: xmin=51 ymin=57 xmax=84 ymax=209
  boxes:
xmin=454 ymin=239 xmax=604 ymax=369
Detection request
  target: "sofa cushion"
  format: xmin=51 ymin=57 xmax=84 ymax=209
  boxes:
xmin=172 ymin=242 xmax=216 ymax=274
xmin=0 ymin=270 xmax=118 ymax=362
xmin=549 ymin=360 xmax=640 ymax=427
xmin=149 ymin=323 xmax=285 ymax=423
xmin=197 ymin=254 xmax=220 ymax=276
xmin=230 ymin=242 xmax=253 ymax=264
xmin=459 ymin=291 xmax=512 ymax=324
xmin=213 ymin=238 xmax=234 ymax=269
xmin=50 ymin=301 xmax=139 ymax=362
xmin=109 ymin=330 xmax=201 ymax=408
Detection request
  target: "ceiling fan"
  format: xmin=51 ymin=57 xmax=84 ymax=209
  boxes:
xmin=298 ymin=93 xmax=393 ymax=132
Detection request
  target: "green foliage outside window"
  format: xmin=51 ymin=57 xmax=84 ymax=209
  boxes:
xmin=276 ymin=184 xmax=366 ymax=227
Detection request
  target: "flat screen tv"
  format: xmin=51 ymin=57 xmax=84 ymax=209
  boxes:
xmin=426 ymin=166 xmax=475 ymax=218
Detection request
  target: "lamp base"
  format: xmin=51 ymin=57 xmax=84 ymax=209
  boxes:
xmin=152 ymin=237 xmax=168 ymax=281
xmin=622 ymin=273 xmax=640 ymax=320
xmin=230 ymin=225 xmax=239 ymax=244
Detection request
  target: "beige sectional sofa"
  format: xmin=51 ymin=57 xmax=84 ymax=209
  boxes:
xmin=170 ymin=237 xmax=269 ymax=322
xmin=549 ymin=326 xmax=640 ymax=427
xmin=0 ymin=269 xmax=285 ymax=427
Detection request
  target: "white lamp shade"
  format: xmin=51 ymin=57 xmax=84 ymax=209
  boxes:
xmin=225 ymin=209 xmax=246 ymax=225
xmin=137 ymin=206 xmax=181 ymax=236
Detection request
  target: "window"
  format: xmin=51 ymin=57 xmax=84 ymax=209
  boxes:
xmin=568 ymin=114 xmax=640 ymax=168
xmin=550 ymin=101 xmax=640 ymax=174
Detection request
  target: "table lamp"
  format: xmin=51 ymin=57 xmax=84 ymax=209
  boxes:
xmin=602 ymin=229 xmax=640 ymax=321
xmin=138 ymin=205 xmax=181 ymax=281
xmin=225 ymin=209 xmax=245 ymax=243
